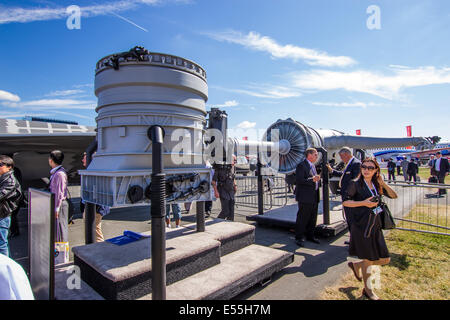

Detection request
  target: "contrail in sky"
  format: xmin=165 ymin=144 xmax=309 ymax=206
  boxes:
xmin=110 ymin=11 xmax=148 ymax=32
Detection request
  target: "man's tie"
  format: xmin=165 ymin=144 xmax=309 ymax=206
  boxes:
xmin=311 ymin=164 xmax=318 ymax=190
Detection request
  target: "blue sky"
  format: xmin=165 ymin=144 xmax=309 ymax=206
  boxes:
xmin=1 ymin=0 xmax=449 ymax=141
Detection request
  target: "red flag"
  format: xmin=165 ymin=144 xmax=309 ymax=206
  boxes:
xmin=406 ymin=126 xmax=412 ymax=149
xmin=356 ymin=129 xmax=361 ymax=136
xmin=243 ymin=136 xmax=248 ymax=140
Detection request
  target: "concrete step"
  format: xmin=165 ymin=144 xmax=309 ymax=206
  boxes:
xmin=183 ymin=219 xmax=255 ymax=256
xmin=72 ymin=227 xmax=221 ymax=300
xmin=139 ymin=244 xmax=294 ymax=300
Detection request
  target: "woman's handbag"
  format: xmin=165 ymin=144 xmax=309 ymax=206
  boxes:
xmin=380 ymin=201 xmax=396 ymax=230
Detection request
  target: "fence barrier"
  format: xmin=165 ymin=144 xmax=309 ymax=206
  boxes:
xmin=234 ymin=175 xmax=449 ymax=236
xmin=384 ymin=180 xmax=449 ymax=236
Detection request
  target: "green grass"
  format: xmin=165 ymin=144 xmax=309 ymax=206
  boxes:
xmin=321 ymin=204 xmax=450 ymax=300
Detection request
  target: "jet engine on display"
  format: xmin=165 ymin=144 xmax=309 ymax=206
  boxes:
xmin=79 ymin=47 xmax=431 ymax=208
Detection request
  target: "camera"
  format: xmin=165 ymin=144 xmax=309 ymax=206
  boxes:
xmin=370 ymin=195 xmax=381 ymax=203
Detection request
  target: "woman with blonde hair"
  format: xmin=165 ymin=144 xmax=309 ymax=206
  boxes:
xmin=343 ymin=157 xmax=397 ymax=300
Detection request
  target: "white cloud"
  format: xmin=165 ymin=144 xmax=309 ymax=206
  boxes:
xmin=2 ymin=98 xmax=96 ymax=110
xmin=206 ymin=30 xmax=356 ymax=67
xmin=212 ymin=84 xmax=301 ymax=99
xmin=21 ymin=99 xmax=96 ymax=109
xmin=214 ymin=100 xmax=239 ymax=108
xmin=291 ymin=66 xmax=450 ymax=100
xmin=237 ymin=121 xmax=256 ymax=129
xmin=0 ymin=0 xmax=160 ymax=24
xmin=45 ymin=89 xmax=85 ymax=97
xmin=0 ymin=89 xmax=20 ymax=102
xmin=311 ymin=101 xmax=384 ymax=108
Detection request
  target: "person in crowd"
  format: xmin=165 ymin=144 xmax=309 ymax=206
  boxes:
xmin=407 ymin=159 xmax=419 ymax=182
xmin=343 ymin=157 xmax=397 ymax=300
xmin=48 ymin=150 xmax=69 ymax=242
xmin=166 ymin=203 xmax=182 ymax=228
xmin=81 ymin=152 xmax=110 ymax=242
xmin=0 ymin=253 xmax=34 ymax=300
xmin=285 ymin=173 xmax=296 ymax=194
xmin=212 ymin=154 xmax=237 ymax=221
xmin=8 ymin=168 xmax=23 ymax=239
xmin=401 ymin=157 xmax=409 ymax=181
xmin=0 ymin=155 xmax=22 ymax=257
xmin=428 ymin=155 xmax=437 ymax=177
xmin=387 ymin=158 xmax=396 ymax=181
xmin=396 ymin=159 xmax=402 ymax=176
xmin=204 ymin=159 xmax=214 ymax=218
xmin=327 ymin=147 xmax=361 ymax=244
xmin=184 ymin=202 xmax=192 ymax=214
xmin=295 ymin=148 xmax=321 ymax=247
xmin=435 ymin=151 xmax=449 ymax=195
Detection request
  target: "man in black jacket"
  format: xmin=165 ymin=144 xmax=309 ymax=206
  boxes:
xmin=295 ymin=148 xmax=321 ymax=246
xmin=0 ymin=155 xmax=22 ymax=257
xmin=387 ymin=158 xmax=396 ymax=181
xmin=327 ymin=147 xmax=361 ymax=232
xmin=435 ymin=152 xmax=449 ymax=195
xmin=407 ymin=159 xmax=419 ymax=182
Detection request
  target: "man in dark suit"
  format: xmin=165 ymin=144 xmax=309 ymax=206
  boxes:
xmin=295 ymin=148 xmax=321 ymax=247
xmin=435 ymin=152 xmax=449 ymax=195
xmin=387 ymin=158 xmax=396 ymax=181
xmin=327 ymin=147 xmax=361 ymax=233
xmin=407 ymin=159 xmax=419 ymax=182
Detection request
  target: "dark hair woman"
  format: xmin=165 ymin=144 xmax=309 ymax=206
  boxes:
xmin=342 ymin=157 xmax=397 ymax=300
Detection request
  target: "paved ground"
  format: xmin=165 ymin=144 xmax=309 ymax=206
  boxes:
xmin=8 ymin=188 xmax=352 ymax=300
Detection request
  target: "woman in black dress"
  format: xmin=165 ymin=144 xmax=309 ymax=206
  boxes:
xmin=343 ymin=157 xmax=397 ymax=300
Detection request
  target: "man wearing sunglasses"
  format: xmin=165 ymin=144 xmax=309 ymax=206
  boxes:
xmin=0 ymin=155 xmax=22 ymax=257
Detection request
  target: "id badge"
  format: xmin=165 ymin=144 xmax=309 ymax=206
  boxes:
xmin=372 ymin=206 xmax=383 ymax=215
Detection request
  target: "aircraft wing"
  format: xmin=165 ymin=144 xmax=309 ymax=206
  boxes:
xmin=0 ymin=118 xmax=96 ymax=186
xmin=0 ymin=133 xmax=96 ymax=154
xmin=405 ymin=147 xmax=450 ymax=158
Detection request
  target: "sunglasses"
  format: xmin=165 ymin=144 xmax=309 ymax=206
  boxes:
xmin=361 ymin=164 xmax=376 ymax=171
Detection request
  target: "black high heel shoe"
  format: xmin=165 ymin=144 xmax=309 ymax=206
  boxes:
xmin=362 ymin=288 xmax=382 ymax=300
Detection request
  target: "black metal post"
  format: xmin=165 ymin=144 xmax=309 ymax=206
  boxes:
xmin=257 ymin=148 xmax=264 ymax=215
xmin=84 ymin=203 xmax=96 ymax=244
xmin=84 ymin=140 xmax=97 ymax=245
xmin=149 ymin=125 xmax=166 ymax=300
xmin=317 ymin=147 xmax=330 ymax=225
xmin=196 ymin=201 xmax=205 ymax=232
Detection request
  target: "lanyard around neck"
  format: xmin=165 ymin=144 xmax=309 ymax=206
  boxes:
xmin=364 ymin=180 xmax=378 ymax=197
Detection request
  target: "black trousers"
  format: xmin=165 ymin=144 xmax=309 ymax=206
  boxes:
xmin=438 ymin=175 xmax=447 ymax=195
xmin=388 ymin=171 xmax=396 ymax=180
xmin=218 ymin=198 xmax=235 ymax=221
xmin=205 ymin=201 xmax=213 ymax=212
xmin=295 ymin=201 xmax=318 ymax=240
xmin=408 ymin=174 xmax=417 ymax=182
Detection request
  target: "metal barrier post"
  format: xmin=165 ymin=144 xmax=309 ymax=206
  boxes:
xmin=257 ymin=150 xmax=264 ymax=215
xmin=84 ymin=141 xmax=97 ymax=245
xmin=317 ymin=147 xmax=330 ymax=225
xmin=84 ymin=203 xmax=96 ymax=244
xmin=149 ymin=125 xmax=166 ymax=300
xmin=196 ymin=201 xmax=205 ymax=232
